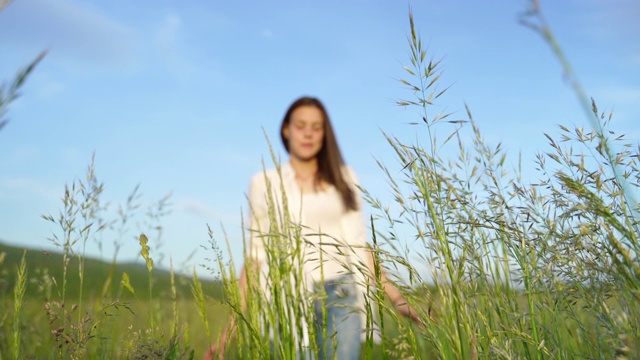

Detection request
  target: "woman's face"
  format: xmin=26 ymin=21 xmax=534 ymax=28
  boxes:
xmin=283 ymin=105 xmax=325 ymax=162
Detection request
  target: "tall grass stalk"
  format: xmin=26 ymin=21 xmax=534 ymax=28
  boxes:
xmin=522 ymin=0 xmax=640 ymax=268
xmin=139 ymin=234 xmax=155 ymax=332
xmin=11 ymin=251 xmax=27 ymax=360
xmin=0 ymin=47 xmax=46 ymax=132
xmin=100 ymin=184 xmax=141 ymax=303
xmin=27 ymin=156 xmax=184 ymax=358
xmin=369 ymin=225 xmax=388 ymax=358
xmin=521 ymin=1 xmax=639 ymax=234
xmin=170 ymin=259 xmax=179 ymax=337
xmin=192 ymin=268 xmax=210 ymax=344
xmin=76 ymin=156 xmax=106 ymax=329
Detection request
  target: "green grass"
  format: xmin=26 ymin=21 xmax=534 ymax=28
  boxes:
xmin=0 ymin=241 xmax=223 ymax=302
xmin=0 ymin=241 xmax=226 ymax=359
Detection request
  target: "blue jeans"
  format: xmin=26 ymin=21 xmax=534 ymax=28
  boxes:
xmin=314 ymin=276 xmax=361 ymax=360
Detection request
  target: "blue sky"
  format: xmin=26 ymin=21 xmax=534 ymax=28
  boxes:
xmin=1 ymin=0 xmax=639 ymax=278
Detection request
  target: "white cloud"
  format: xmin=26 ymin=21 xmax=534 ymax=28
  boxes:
xmin=155 ymin=13 xmax=182 ymax=50
xmin=626 ymin=53 xmax=640 ymax=67
xmin=0 ymin=0 xmax=139 ymax=68
xmin=58 ymin=146 xmax=84 ymax=167
xmin=36 ymin=77 xmax=65 ymax=99
xmin=0 ymin=176 xmax=58 ymax=202
xmin=153 ymin=12 xmax=196 ymax=80
xmin=575 ymin=1 xmax=640 ymax=41
xmin=3 ymin=145 xmax=40 ymax=165
xmin=598 ymin=86 xmax=640 ymax=105
xmin=178 ymin=198 xmax=240 ymax=225
xmin=261 ymin=28 xmax=274 ymax=39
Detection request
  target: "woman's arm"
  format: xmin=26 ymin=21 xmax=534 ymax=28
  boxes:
xmin=203 ymin=265 xmax=243 ymax=360
xmin=205 ymin=173 xmax=269 ymax=359
xmin=204 ymin=260 xmax=259 ymax=360
xmin=364 ymin=249 xmax=424 ymax=324
xmin=342 ymin=166 xmax=426 ymax=323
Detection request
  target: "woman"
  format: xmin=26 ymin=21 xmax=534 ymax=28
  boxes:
xmin=206 ymin=97 xmax=421 ymax=360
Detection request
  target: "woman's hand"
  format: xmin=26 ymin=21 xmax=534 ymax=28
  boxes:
xmin=392 ymin=297 xmax=424 ymax=324
xmin=204 ymin=316 xmax=235 ymax=360
xmin=392 ymin=296 xmax=436 ymax=325
xmin=203 ymin=333 xmax=228 ymax=360
xmin=364 ymin=249 xmax=435 ymax=325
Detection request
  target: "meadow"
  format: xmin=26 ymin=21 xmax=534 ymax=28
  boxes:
xmin=1 ymin=2 xmax=639 ymax=359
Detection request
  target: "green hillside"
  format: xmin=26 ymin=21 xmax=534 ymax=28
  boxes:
xmin=0 ymin=240 xmax=224 ymax=301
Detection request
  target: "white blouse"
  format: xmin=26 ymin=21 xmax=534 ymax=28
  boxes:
xmin=246 ymin=161 xmax=370 ymax=284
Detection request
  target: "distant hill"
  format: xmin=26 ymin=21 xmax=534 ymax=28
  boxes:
xmin=0 ymin=240 xmax=224 ymax=301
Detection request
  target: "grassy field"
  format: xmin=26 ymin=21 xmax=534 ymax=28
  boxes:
xmin=0 ymin=240 xmax=433 ymax=359
xmin=0 ymin=242 xmax=224 ymax=301
xmin=2 ymin=2 xmax=639 ymax=359
xmin=0 ymin=241 xmax=227 ymax=359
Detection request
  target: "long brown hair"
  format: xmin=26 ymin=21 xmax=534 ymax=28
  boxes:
xmin=280 ymin=96 xmax=357 ymax=211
